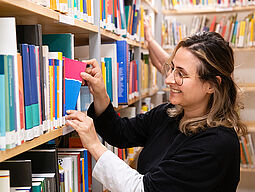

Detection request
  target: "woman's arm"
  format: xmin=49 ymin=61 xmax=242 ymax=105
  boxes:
xmin=144 ymin=18 xmax=170 ymax=70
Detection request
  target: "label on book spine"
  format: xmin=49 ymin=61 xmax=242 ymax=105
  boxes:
xmin=59 ymin=14 xmax=75 ymax=25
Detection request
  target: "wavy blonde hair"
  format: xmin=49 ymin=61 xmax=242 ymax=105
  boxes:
xmin=166 ymin=32 xmax=247 ymax=136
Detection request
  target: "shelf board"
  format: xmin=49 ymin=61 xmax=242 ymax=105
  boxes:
xmin=162 ymin=6 xmax=255 ymax=15
xmin=100 ymin=28 xmax=142 ymax=47
xmin=141 ymin=0 xmax=158 ymax=13
xmin=240 ymin=167 xmax=255 ymax=173
xmin=245 ymin=121 xmax=255 ymax=132
xmin=0 ymin=0 xmax=98 ymax=45
xmin=0 ymin=128 xmax=66 ymax=162
xmin=233 ymin=47 xmax=255 ymax=52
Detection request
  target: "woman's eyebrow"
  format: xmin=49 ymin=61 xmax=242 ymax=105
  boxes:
xmin=171 ymin=61 xmax=185 ymax=71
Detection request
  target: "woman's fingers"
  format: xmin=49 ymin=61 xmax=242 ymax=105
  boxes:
xmin=66 ymin=119 xmax=80 ymax=130
xmin=66 ymin=110 xmax=87 ymax=122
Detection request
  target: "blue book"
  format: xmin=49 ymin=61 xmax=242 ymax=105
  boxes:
xmin=83 ymin=0 xmax=87 ymax=21
xmin=116 ymin=40 xmax=128 ymax=104
xmin=21 ymin=44 xmax=34 ymax=140
xmin=104 ymin=57 xmax=113 ymax=102
xmin=0 ymin=55 xmax=5 ymax=151
xmin=28 ymin=45 xmax=40 ymax=131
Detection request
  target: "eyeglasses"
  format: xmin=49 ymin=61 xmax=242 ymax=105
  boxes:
xmin=163 ymin=61 xmax=200 ymax=86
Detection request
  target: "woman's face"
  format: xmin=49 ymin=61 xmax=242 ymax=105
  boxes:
xmin=165 ymin=47 xmax=213 ymax=113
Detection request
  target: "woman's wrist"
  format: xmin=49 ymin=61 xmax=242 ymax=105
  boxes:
xmin=88 ymin=142 xmax=108 ymax=161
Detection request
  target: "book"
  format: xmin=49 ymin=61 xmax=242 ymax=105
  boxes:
xmin=0 ymin=160 xmax=32 ymax=188
xmin=64 ymin=57 xmax=87 ymax=114
xmin=12 ymin=149 xmax=60 ymax=192
xmin=20 ymin=44 xmax=34 ymax=141
xmin=116 ymin=40 xmax=128 ymax=104
xmin=16 ymin=24 xmax=45 ymax=132
xmin=16 ymin=53 xmax=25 ymax=145
xmin=0 ymin=170 xmax=10 ymax=192
xmin=0 ymin=55 xmax=6 ymax=151
xmin=58 ymin=152 xmax=81 ymax=192
xmin=42 ymin=33 xmax=74 ymax=59
xmin=32 ymin=173 xmax=56 ymax=192
xmin=28 ymin=45 xmax=40 ymax=138
xmin=0 ymin=17 xmax=19 ymax=149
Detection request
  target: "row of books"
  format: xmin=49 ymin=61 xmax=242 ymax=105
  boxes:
xmin=0 ymin=18 xmax=87 ymax=150
xmin=162 ymin=12 xmax=255 ymax=49
xmin=75 ymin=40 xmax=145 ymax=106
xmin=100 ymin=0 xmax=145 ymax=42
xmin=29 ymin=0 xmax=94 ymax=24
xmin=140 ymin=54 xmax=158 ymax=96
xmin=162 ymin=0 xmax=255 ymax=10
xmin=0 ymin=144 xmax=92 ymax=192
xmin=240 ymin=133 xmax=255 ymax=168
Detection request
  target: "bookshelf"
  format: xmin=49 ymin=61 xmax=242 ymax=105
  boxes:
xmin=162 ymin=6 xmax=255 ymax=15
xmin=0 ymin=0 xmax=163 ymax=191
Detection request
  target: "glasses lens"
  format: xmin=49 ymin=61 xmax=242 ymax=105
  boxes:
xmin=174 ymin=70 xmax=183 ymax=86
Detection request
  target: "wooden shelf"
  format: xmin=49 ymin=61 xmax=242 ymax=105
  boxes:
xmin=0 ymin=127 xmax=69 ymax=162
xmin=141 ymin=0 xmax=158 ymax=13
xmin=233 ymin=47 xmax=255 ymax=52
xmin=100 ymin=28 xmax=142 ymax=47
xmin=245 ymin=121 xmax=255 ymax=132
xmin=0 ymin=0 xmax=98 ymax=46
xmin=241 ymin=167 xmax=255 ymax=173
xmin=162 ymin=6 xmax=255 ymax=15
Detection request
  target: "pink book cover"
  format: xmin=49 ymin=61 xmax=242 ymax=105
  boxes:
xmin=64 ymin=58 xmax=87 ymax=82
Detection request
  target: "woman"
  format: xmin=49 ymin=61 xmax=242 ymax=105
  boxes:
xmin=66 ymin=31 xmax=247 ymax=192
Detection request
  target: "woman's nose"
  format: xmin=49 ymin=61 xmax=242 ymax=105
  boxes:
xmin=165 ymin=72 xmax=175 ymax=85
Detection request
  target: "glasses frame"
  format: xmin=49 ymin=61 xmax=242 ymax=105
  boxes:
xmin=163 ymin=61 xmax=200 ymax=86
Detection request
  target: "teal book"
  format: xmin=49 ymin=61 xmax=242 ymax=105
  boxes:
xmin=0 ymin=55 xmax=5 ymax=151
xmin=42 ymin=33 xmax=73 ymax=59
xmin=32 ymin=182 xmax=41 ymax=192
xmin=104 ymin=57 xmax=113 ymax=102
xmin=5 ymin=55 xmax=17 ymax=149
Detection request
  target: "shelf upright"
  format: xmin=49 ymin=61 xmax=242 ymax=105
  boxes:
xmin=88 ymin=0 xmax=103 ymax=191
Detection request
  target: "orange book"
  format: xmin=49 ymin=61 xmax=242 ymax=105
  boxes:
xmin=17 ymin=53 xmax=25 ymax=144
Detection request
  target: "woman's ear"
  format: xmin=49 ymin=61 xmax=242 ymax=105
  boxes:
xmin=216 ymin=76 xmax=221 ymax=85
xmin=206 ymin=76 xmax=221 ymax=94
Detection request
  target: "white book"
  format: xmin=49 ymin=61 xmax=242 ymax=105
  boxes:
xmin=58 ymin=156 xmax=74 ymax=192
xmin=0 ymin=17 xmax=19 ymax=148
xmin=0 ymin=170 xmax=10 ymax=192
xmin=42 ymin=46 xmax=51 ymax=132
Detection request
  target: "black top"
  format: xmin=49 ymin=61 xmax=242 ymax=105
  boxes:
xmin=88 ymin=102 xmax=240 ymax=192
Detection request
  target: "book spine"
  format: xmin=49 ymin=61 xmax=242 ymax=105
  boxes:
xmin=0 ymin=55 xmax=6 ymax=151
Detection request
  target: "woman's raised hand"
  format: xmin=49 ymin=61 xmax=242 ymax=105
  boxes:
xmin=144 ymin=17 xmax=153 ymax=43
xmin=80 ymin=59 xmax=110 ymax=116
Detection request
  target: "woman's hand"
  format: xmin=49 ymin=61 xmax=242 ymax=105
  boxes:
xmin=144 ymin=17 xmax=154 ymax=43
xmin=81 ymin=59 xmax=107 ymax=99
xmin=80 ymin=59 xmax=110 ymax=116
xmin=66 ymin=110 xmax=107 ymax=160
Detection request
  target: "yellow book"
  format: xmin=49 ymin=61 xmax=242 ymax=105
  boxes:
xmin=250 ymin=18 xmax=254 ymax=46
xmin=140 ymin=6 xmax=145 ymax=42
xmin=80 ymin=0 xmax=84 ymax=20
xmin=59 ymin=0 xmax=68 ymax=13
xmin=101 ymin=58 xmax=106 ymax=88
xmin=50 ymin=0 xmax=57 ymax=10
